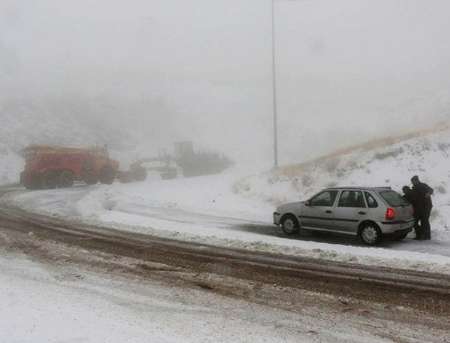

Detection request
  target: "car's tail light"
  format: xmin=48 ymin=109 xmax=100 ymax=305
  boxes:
xmin=385 ymin=207 xmax=396 ymax=220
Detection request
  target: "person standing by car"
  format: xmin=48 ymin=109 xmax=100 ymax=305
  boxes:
xmin=411 ymin=176 xmax=434 ymax=240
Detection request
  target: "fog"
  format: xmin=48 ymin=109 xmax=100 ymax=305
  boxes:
xmin=1 ymin=0 xmax=450 ymax=167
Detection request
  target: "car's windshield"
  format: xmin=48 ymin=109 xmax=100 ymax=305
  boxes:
xmin=378 ymin=190 xmax=410 ymax=207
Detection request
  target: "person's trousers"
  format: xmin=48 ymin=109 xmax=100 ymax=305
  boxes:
xmin=416 ymin=208 xmax=432 ymax=240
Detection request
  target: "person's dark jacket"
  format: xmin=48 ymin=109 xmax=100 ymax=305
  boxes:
xmin=412 ymin=182 xmax=434 ymax=213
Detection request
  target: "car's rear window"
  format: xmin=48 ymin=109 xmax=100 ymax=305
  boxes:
xmin=378 ymin=190 xmax=409 ymax=207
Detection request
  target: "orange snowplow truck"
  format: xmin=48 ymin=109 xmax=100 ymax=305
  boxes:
xmin=20 ymin=145 xmax=120 ymax=190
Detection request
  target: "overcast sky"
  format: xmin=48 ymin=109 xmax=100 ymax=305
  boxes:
xmin=1 ymin=0 xmax=450 ymax=166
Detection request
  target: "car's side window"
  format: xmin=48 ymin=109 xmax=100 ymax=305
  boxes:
xmin=364 ymin=192 xmax=378 ymax=208
xmin=338 ymin=191 xmax=366 ymax=208
xmin=310 ymin=191 xmax=338 ymax=207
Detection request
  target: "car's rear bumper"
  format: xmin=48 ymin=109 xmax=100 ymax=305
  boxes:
xmin=273 ymin=212 xmax=281 ymax=225
xmin=386 ymin=227 xmax=413 ymax=237
xmin=379 ymin=219 xmax=415 ymax=234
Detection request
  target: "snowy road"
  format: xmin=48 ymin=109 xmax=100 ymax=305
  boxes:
xmin=7 ymin=184 xmax=450 ymax=257
xmin=107 ymin=201 xmax=450 ymax=258
xmin=1 ymin=205 xmax=450 ymax=343
xmin=3 ymin=241 xmax=377 ymax=343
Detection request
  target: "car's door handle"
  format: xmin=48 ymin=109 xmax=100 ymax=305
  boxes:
xmin=325 ymin=210 xmax=333 ymax=214
xmin=358 ymin=211 xmax=367 ymax=215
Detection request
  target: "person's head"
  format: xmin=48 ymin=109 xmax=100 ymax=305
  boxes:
xmin=411 ymin=175 xmax=420 ymax=186
xmin=403 ymin=186 xmax=411 ymax=194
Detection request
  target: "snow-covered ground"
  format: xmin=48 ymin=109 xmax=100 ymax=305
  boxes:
xmin=0 ymin=250 xmax=355 ymax=343
xmin=5 ymin=237 xmax=448 ymax=343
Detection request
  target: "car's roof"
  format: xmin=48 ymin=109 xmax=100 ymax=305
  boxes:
xmin=325 ymin=186 xmax=392 ymax=191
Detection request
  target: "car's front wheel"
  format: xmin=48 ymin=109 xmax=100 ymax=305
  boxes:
xmin=281 ymin=215 xmax=300 ymax=235
xmin=359 ymin=223 xmax=382 ymax=245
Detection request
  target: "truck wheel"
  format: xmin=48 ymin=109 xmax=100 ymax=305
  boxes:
xmin=59 ymin=171 xmax=74 ymax=188
xmin=99 ymin=166 xmax=115 ymax=185
xmin=43 ymin=171 xmax=59 ymax=189
xmin=134 ymin=167 xmax=147 ymax=182
xmin=359 ymin=223 xmax=382 ymax=245
xmin=82 ymin=161 xmax=97 ymax=185
xmin=24 ymin=174 xmax=41 ymax=190
xmin=84 ymin=175 xmax=98 ymax=185
xmin=281 ymin=215 xmax=300 ymax=235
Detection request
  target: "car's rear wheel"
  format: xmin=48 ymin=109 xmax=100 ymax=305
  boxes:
xmin=281 ymin=215 xmax=300 ymax=235
xmin=359 ymin=223 xmax=382 ymax=245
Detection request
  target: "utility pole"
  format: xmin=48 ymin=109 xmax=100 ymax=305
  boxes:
xmin=271 ymin=0 xmax=279 ymax=168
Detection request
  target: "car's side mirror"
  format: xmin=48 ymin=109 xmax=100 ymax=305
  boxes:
xmin=305 ymin=200 xmax=311 ymax=207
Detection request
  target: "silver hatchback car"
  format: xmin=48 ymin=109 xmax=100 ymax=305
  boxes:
xmin=273 ymin=187 xmax=415 ymax=245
